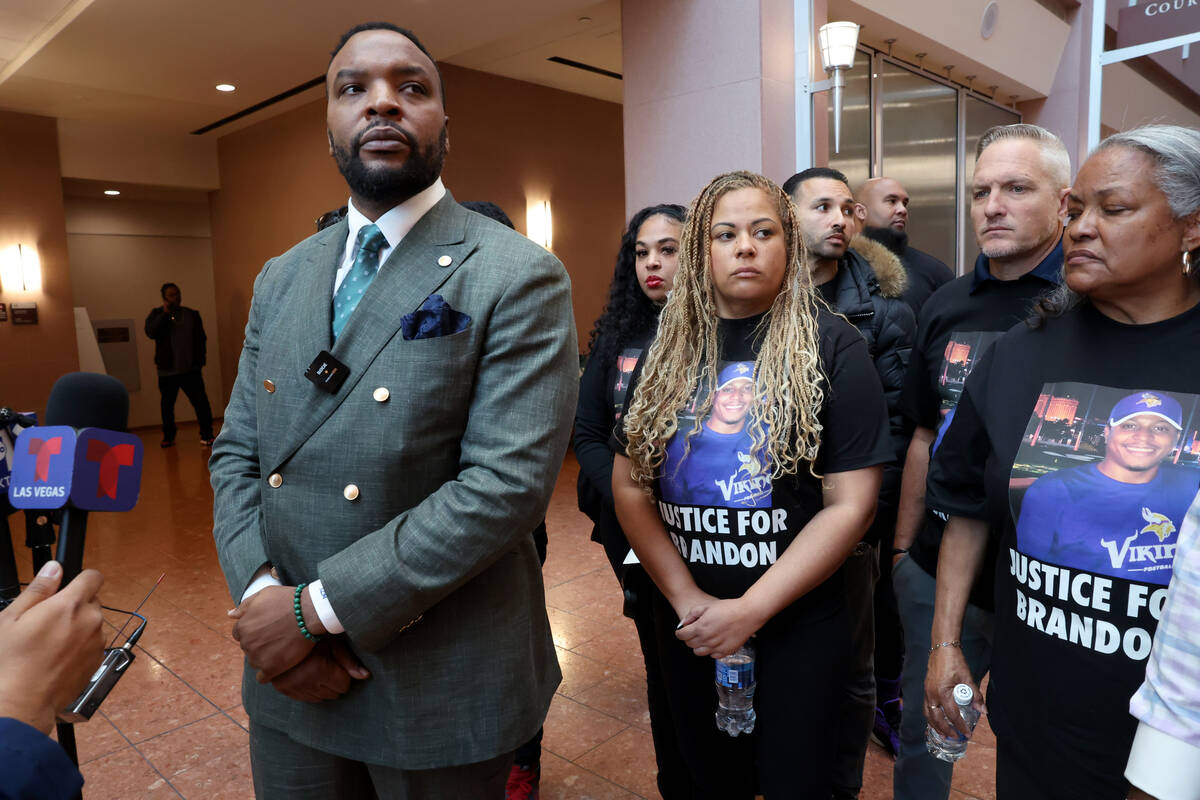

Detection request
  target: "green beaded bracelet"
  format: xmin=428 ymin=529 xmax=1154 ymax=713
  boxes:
xmin=294 ymin=582 xmax=320 ymax=641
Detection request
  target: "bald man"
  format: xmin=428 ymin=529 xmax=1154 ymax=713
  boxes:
xmin=857 ymin=178 xmax=953 ymax=316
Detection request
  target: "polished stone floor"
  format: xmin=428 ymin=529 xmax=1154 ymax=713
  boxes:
xmin=9 ymin=422 xmax=995 ymax=799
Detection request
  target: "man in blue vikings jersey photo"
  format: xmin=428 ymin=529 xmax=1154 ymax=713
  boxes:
xmin=661 ymin=362 xmax=772 ymax=509
xmin=1015 ymin=390 xmax=1198 ymax=583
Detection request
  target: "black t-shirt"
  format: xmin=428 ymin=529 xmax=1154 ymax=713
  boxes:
xmin=927 ymin=301 xmax=1200 ymax=798
xmin=899 ymin=246 xmax=955 ymax=318
xmin=900 ymin=247 xmax=1061 ymax=607
xmin=614 ymin=309 xmax=892 ymax=612
xmin=815 ymin=278 xmax=839 ymax=308
xmin=860 ymin=226 xmax=954 ymax=317
xmin=574 ymin=332 xmax=650 ymax=574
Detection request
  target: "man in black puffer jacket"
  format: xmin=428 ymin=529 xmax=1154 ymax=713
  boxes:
xmin=784 ymin=167 xmax=916 ymax=800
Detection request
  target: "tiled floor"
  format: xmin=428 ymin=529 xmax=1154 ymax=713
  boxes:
xmin=9 ymin=423 xmax=996 ymax=799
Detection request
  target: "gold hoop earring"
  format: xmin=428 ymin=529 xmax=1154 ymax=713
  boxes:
xmin=1185 ymin=251 xmax=1194 ymax=277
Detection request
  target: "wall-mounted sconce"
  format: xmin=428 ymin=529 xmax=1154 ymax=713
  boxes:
xmin=526 ymin=200 xmax=553 ymax=250
xmin=814 ymin=21 xmax=861 ymax=154
xmin=0 ymin=244 xmax=41 ymax=292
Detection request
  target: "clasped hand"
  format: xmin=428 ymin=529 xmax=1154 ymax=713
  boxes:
xmin=674 ymin=593 xmax=764 ymax=659
xmin=229 ymin=585 xmax=368 ymax=702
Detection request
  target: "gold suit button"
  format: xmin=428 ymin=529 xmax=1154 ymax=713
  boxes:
xmin=373 ymin=387 xmax=390 ymax=402
xmin=268 ymin=473 xmax=283 ymax=488
xmin=437 ymin=255 xmax=452 ymax=267
xmin=263 ymin=379 xmax=275 ymax=393
xmin=344 ymin=484 xmax=360 ymax=501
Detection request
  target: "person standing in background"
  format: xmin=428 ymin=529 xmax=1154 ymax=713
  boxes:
xmin=892 ymin=122 xmax=1069 ymax=800
xmin=144 ymin=282 xmax=215 ymax=448
xmin=574 ymin=203 xmax=691 ymax=799
xmin=857 ymin=177 xmax=955 ymax=317
xmin=785 ymin=166 xmax=915 ymax=797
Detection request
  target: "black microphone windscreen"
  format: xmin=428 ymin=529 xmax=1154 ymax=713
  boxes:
xmin=45 ymin=372 xmax=129 ymax=431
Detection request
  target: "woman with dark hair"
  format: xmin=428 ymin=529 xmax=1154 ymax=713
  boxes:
xmin=925 ymin=124 xmax=1200 ymax=799
xmin=613 ymin=172 xmax=892 ymax=798
xmin=573 ymin=202 xmax=689 ymax=799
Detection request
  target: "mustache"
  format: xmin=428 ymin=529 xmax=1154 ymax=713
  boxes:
xmin=353 ymin=122 xmax=416 ymax=151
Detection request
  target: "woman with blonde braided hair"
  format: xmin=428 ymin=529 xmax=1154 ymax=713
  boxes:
xmin=613 ymin=171 xmax=893 ymax=798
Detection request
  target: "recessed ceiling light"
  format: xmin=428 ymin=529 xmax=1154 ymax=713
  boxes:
xmin=104 ymin=190 xmax=120 ymax=196
xmin=578 ymin=16 xmax=592 ymax=23
xmin=215 ymin=83 xmax=236 ymax=92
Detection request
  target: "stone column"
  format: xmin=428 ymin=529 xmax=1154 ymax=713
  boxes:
xmin=621 ymin=0 xmax=796 ymax=215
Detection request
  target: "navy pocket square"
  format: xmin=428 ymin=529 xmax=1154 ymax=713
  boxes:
xmin=401 ymin=294 xmax=471 ymax=340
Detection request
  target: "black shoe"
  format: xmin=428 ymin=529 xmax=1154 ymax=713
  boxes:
xmin=160 ymin=439 xmax=175 ymax=448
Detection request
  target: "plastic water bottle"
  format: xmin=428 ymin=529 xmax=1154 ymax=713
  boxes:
xmin=714 ymin=643 xmax=756 ymax=736
xmin=926 ymin=683 xmax=981 ymax=762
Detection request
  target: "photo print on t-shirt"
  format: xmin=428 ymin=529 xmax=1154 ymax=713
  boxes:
xmin=938 ymin=331 xmax=1004 ymax=412
xmin=661 ymin=361 xmax=771 ymax=509
xmin=931 ymin=331 xmax=1003 ymax=453
xmin=1008 ymin=382 xmax=1200 ymax=585
xmin=655 ymin=360 xmax=789 ymax=579
xmin=611 ymin=347 xmax=642 ymax=420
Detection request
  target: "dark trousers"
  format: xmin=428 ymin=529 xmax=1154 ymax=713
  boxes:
xmin=249 ymin=722 xmax=512 ymax=800
xmin=651 ymin=590 xmax=847 ymax=799
xmin=512 ymin=519 xmax=550 ymax=770
xmin=157 ymin=370 xmax=213 ymax=440
xmin=625 ymin=566 xmax=692 ymax=800
xmin=832 ymin=542 xmax=879 ymax=799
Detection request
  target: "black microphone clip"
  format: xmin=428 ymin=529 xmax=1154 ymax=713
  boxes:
xmin=59 ymin=573 xmax=161 ymax=723
xmin=305 ymin=350 xmax=350 ymax=394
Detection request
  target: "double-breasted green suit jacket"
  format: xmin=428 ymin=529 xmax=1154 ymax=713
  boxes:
xmin=210 ymin=193 xmax=576 ymax=769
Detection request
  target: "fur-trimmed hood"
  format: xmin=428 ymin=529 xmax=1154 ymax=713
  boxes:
xmin=849 ymin=236 xmax=908 ymax=299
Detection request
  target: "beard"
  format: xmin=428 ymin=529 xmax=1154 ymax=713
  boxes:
xmin=862 ymin=225 xmax=908 ymax=255
xmin=331 ymin=123 xmax=447 ymax=209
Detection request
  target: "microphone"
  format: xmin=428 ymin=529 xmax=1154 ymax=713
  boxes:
xmin=6 ymin=373 xmax=142 ymax=583
xmin=45 ymin=372 xmax=129 ymax=432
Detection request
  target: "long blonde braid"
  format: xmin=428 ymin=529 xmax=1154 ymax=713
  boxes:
xmin=624 ymin=171 xmax=826 ymax=490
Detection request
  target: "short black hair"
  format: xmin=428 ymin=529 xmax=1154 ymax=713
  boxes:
xmin=460 ymin=201 xmax=515 ymax=230
xmin=160 ymin=282 xmax=179 ymax=299
xmin=327 ymin=22 xmax=446 ymax=102
xmin=782 ymin=167 xmax=851 ymax=198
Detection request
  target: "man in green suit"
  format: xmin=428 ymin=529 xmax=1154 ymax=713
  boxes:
xmin=210 ymin=22 xmax=577 ymax=798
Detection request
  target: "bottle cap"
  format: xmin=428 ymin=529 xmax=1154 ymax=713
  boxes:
xmin=953 ymin=684 xmax=974 ymax=706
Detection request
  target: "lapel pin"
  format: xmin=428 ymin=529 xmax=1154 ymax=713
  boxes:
xmin=437 ymin=255 xmax=453 ymax=267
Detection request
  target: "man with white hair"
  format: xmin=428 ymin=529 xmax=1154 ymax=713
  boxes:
xmin=891 ymin=123 xmax=1070 ymax=800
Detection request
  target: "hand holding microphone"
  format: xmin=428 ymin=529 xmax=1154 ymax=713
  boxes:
xmin=0 ymin=561 xmax=105 ymax=733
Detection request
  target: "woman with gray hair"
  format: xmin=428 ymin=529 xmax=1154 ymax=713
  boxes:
xmin=922 ymin=123 xmax=1200 ymax=799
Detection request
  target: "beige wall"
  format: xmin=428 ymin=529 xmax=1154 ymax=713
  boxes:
xmin=208 ymin=63 xmax=625 ymax=401
xmin=0 ymin=110 xmax=78 ymax=415
xmin=64 ymin=196 xmax=224 ymax=429
xmin=844 ymin=0 xmax=1071 ymax=97
xmin=57 ymin=119 xmax=220 ymax=190
xmin=622 ymin=0 xmax=796 ymax=215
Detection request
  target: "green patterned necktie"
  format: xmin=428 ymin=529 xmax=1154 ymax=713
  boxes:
xmin=332 ymin=223 xmax=387 ymax=340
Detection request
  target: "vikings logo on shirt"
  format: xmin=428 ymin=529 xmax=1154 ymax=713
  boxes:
xmin=1010 ymin=383 xmax=1200 ymax=584
xmin=1099 ymin=508 xmax=1179 ymax=574
xmin=660 ymin=361 xmax=772 ymax=509
xmin=1139 ymin=508 xmax=1175 ymax=542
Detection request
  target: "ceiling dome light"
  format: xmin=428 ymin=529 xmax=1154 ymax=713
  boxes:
xmin=215 ymin=84 xmax=236 ymax=92
xmin=104 ymin=189 xmax=120 ymax=196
